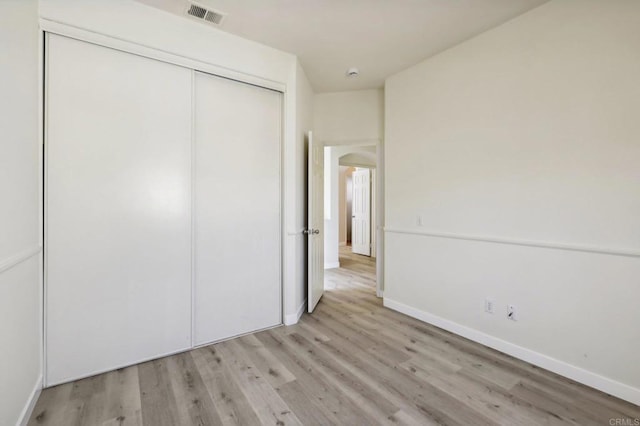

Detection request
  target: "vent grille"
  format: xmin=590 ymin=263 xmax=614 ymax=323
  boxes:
xmin=187 ymin=4 xmax=207 ymax=19
xmin=186 ymin=3 xmax=225 ymax=26
xmin=204 ymin=10 xmax=224 ymax=25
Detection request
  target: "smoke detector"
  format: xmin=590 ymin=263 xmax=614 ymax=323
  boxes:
xmin=185 ymin=2 xmax=226 ymax=26
xmin=346 ymin=68 xmax=360 ymax=77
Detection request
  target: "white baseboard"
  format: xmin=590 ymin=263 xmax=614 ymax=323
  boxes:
xmin=284 ymin=298 xmax=307 ymax=325
xmin=339 ymin=241 xmax=347 ymax=247
xmin=324 ymin=261 xmax=340 ymax=269
xmin=18 ymin=375 xmax=42 ymax=426
xmin=383 ymin=298 xmax=640 ymax=406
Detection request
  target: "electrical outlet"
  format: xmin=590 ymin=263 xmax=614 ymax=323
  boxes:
xmin=507 ymin=304 xmax=517 ymax=321
xmin=484 ymin=298 xmax=495 ymax=314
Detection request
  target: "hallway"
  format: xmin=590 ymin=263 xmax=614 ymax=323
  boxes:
xmin=324 ymin=245 xmax=376 ymax=292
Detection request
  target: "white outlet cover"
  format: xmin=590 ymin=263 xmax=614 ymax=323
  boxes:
xmin=485 ymin=298 xmax=495 ymax=314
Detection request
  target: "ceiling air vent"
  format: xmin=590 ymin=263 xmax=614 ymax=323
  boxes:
xmin=186 ymin=3 xmax=226 ymax=26
xmin=204 ymin=10 xmax=224 ymax=25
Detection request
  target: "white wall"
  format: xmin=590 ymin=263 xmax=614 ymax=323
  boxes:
xmin=289 ymin=60 xmax=314 ymax=323
xmin=39 ymin=0 xmax=306 ymax=324
xmin=385 ymin=0 xmax=640 ymax=404
xmin=314 ymin=89 xmax=384 ymax=143
xmin=323 ymin=146 xmax=341 ymax=268
xmin=0 ymin=1 xmax=42 ymax=425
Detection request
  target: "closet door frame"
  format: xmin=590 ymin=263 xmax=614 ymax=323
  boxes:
xmin=40 ymin=20 xmax=286 ymax=93
xmin=42 ymin=24 xmax=285 ymax=386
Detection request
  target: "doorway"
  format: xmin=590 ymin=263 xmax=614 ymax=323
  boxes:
xmin=341 ymin=166 xmax=375 ymax=257
xmin=321 ymin=143 xmax=380 ymax=301
xmin=324 ymin=163 xmax=378 ymax=295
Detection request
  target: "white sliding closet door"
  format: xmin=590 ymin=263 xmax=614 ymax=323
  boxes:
xmin=194 ymin=72 xmax=282 ymax=345
xmin=46 ymin=34 xmax=192 ymax=385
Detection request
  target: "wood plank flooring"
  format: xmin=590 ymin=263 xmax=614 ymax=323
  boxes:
xmin=30 ymin=246 xmax=640 ymax=425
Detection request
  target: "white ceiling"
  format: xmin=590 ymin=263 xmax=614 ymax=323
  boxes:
xmin=136 ymin=0 xmax=549 ymax=93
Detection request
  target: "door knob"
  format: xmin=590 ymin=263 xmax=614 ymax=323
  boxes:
xmin=312 ymin=229 xmax=320 ymax=235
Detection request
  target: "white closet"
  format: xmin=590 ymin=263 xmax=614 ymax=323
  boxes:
xmin=193 ymin=72 xmax=282 ymax=346
xmin=45 ymin=34 xmax=282 ymax=385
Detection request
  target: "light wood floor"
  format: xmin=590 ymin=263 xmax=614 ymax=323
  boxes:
xmin=30 ymin=246 xmax=640 ymax=425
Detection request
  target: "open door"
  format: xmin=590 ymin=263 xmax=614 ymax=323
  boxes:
xmin=307 ymin=132 xmax=324 ymax=313
xmin=352 ymin=168 xmax=371 ymax=256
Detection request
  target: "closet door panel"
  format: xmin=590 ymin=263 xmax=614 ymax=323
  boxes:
xmin=194 ymin=72 xmax=282 ymax=345
xmin=46 ymin=34 xmax=192 ymax=385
